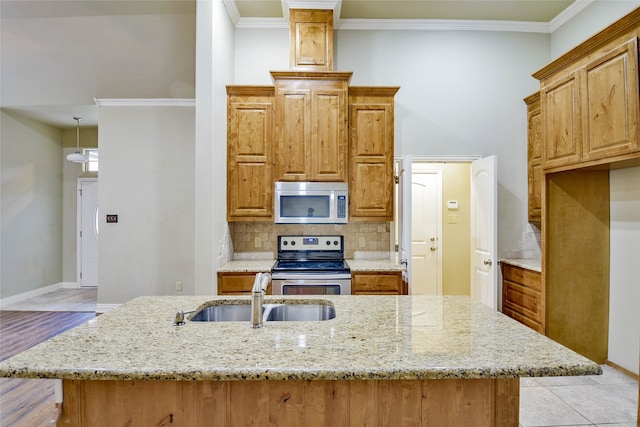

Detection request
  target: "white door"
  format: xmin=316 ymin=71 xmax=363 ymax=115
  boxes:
xmin=471 ymin=156 xmax=497 ymax=309
xmin=396 ymin=156 xmax=412 ymax=288
xmin=411 ymin=167 xmax=442 ymax=295
xmin=78 ymin=179 xmax=99 ymax=287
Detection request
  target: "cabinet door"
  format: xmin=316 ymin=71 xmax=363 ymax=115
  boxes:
xmin=274 ymin=86 xmax=312 ymax=181
xmin=310 ymin=88 xmax=347 ymax=181
xmin=218 ymin=272 xmax=271 ymax=295
xmin=352 ymin=272 xmax=403 ymax=295
xmin=582 ymin=37 xmax=639 ymax=161
xmin=227 ymin=90 xmax=274 ymax=221
xmin=525 ymin=93 xmax=542 ymax=222
xmin=542 ymin=72 xmax=582 ymax=169
xmin=349 ymin=88 xmax=398 ymax=221
xmin=289 ymin=9 xmax=333 ymax=71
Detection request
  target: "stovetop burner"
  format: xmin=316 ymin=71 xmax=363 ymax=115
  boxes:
xmin=272 ymin=235 xmax=350 ymax=275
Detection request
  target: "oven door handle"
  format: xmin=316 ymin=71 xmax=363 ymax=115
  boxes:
xmin=271 ymin=273 xmax=351 ymax=281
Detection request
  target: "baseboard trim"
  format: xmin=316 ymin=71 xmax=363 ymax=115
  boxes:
xmin=96 ymin=303 xmax=120 ymax=314
xmin=0 ymin=282 xmax=78 ymax=308
xmin=605 ymin=360 xmax=639 ymax=380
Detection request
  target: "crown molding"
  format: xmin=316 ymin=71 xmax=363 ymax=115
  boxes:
xmin=94 ymin=98 xmax=196 ymax=107
xmin=235 ymin=17 xmax=288 ymax=29
xmin=222 ymin=0 xmax=241 ymax=27
xmin=234 ymin=16 xmax=551 ymax=32
xmin=549 ymin=0 xmax=594 ymax=32
xmin=336 ymin=18 xmax=550 ymax=33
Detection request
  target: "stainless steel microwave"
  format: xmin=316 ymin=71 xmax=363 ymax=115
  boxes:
xmin=274 ymin=182 xmax=348 ymax=224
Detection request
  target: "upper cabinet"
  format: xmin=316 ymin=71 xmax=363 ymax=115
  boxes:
xmin=226 ymin=8 xmax=400 ymax=222
xmin=289 ymin=9 xmax=333 ymax=71
xmin=533 ymin=12 xmax=640 ymax=172
xmin=524 ymin=92 xmax=542 ymax=223
xmin=226 ymin=86 xmax=274 ymax=222
xmin=271 ymin=71 xmax=351 ymax=182
xmin=349 ymin=87 xmax=399 ymax=221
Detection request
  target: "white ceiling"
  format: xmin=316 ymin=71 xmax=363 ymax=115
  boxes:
xmin=1 ymin=0 xmax=581 ymax=128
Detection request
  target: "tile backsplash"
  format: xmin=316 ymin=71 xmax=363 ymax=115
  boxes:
xmin=229 ymin=222 xmax=391 ymax=259
xmin=504 ymin=223 xmax=541 ymax=259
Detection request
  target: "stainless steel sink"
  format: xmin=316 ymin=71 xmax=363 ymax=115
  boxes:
xmin=189 ymin=301 xmax=335 ymax=322
xmin=190 ymin=303 xmax=254 ymax=322
xmin=264 ymin=302 xmax=336 ymax=321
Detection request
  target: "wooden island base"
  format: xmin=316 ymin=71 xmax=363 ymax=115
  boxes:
xmin=58 ymin=377 xmax=519 ymax=426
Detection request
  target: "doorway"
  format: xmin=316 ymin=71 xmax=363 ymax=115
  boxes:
xmin=77 ymin=178 xmax=99 ymax=287
xmin=396 ymin=156 xmax=496 ymax=305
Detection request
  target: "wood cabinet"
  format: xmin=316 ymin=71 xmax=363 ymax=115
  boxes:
xmin=352 ymin=271 xmax=404 ymax=295
xmin=271 ymin=71 xmax=351 ymax=182
xmin=289 ymin=9 xmax=333 ymax=71
xmin=218 ymin=272 xmax=271 ymax=295
xmin=226 ymin=86 xmax=274 ymax=222
xmin=60 ymin=377 xmax=519 ymax=426
xmin=500 ymin=263 xmax=544 ymax=334
xmin=348 ymin=87 xmax=399 ymax=221
xmin=531 ymin=8 xmax=640 ymax=366
xmin=535 ymin=29 xmax=640 ymax=172
xmin=525 ymin=93 xmax=543 ymax=223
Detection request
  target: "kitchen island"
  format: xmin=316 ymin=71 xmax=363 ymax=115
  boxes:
xmin=0 ymin=295 xmax=600 ymax=426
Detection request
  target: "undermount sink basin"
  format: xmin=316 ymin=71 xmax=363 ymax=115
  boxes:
xmin=264 ymin=302 xmax=335 ymax=321
xmin=190 ymin=303 xmax=254 ymax=322
xmin=189 ymin=300 xmax=335 ymax=322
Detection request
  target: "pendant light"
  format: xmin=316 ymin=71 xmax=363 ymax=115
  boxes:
xmin=66 ymin=116 xmax=89 ymax=163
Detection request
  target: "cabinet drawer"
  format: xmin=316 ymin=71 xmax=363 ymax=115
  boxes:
xmin=502 ymin=306 xmax=544 ymax=334
xmin=352 ymin=272 xmax=403 ymax=295
xmin=502 ymin=265 xmax=541 ymax=291
xmin=217 ymin=272 xmax=270 ymax=295
xmin=503 ymin=280 xmax=541 ymax=319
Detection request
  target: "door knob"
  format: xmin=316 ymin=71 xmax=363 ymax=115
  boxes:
xmin=430 ymin=246 xmax=437 ymax=251
xmin=483 ymin=259 xmax=493 ymax=266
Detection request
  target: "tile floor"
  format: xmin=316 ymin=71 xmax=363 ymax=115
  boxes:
xmin=1 ymin=288 xmax=637 ymax=426
xmin=520 ymin=364 xmax=638 ymax=427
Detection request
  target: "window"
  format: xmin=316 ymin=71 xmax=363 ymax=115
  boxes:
xmin=83 ymin=149 xmax=99 ymax=172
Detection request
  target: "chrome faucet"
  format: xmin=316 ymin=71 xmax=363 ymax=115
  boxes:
xmin=251 ymin=272 xmax=271 ymax=328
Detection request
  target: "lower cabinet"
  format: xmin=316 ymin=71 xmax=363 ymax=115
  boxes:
xmin=218 ymin=272 xmax=271 ymax=295
xmin=500 ymin=263 xmax=544 ymax=334
xmin=352 ymin=271 xmax=404 ymax=295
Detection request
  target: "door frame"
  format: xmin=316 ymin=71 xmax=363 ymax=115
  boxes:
xmin=394 ymin=155 xmax=482 ymax=294
xmin=77 ymin=177 xmax=99 ymax=287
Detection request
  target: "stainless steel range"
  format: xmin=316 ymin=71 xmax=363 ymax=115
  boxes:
xmin=271 ymin=235 xmax=351 ymax=295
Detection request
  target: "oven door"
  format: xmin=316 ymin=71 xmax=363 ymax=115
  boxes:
xmin=271 ymin=274 xmax=351 ymax=295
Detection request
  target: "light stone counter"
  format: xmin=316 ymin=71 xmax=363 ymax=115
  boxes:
xmin=347 ymin=259 xmax=404 ymax=272
xmin=217 ymin=259 xmax=274 ymax=273
xmin=499 ymin=258 xmax=542 ymax=272
xmin=217 ymin=259 xmax=404 ymax=273
xmin=0 ymin=295 xmax=599 ymax=382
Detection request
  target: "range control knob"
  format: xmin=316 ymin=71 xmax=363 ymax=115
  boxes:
xmin=326 ymin=240 xmax=331 ymax=246
xmin=334 ymin=240 xmax=339 ymax=246
xmin=291 ymin=241 xmax=296 ymax=246
xmin=283 ymin=241 xmax=288 ymax=246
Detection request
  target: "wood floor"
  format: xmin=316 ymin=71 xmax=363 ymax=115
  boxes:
xmin=0 ymin=311 xmax=96 ymax=426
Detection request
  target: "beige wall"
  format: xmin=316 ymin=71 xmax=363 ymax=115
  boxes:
xmin=440 ymin=163 xmax=471 ymax=295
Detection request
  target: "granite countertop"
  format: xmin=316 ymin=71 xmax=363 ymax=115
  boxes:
xmin=499 ymin=258 xmax=542 ymax=272
xmin=0 ymin=295 xmax=599 ymax=382
xmin=218 ymin=259 xmax=404 ymax=272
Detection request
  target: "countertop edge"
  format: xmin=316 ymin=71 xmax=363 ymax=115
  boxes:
xmin=499 ymin=258 xmax=542 ymax=273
